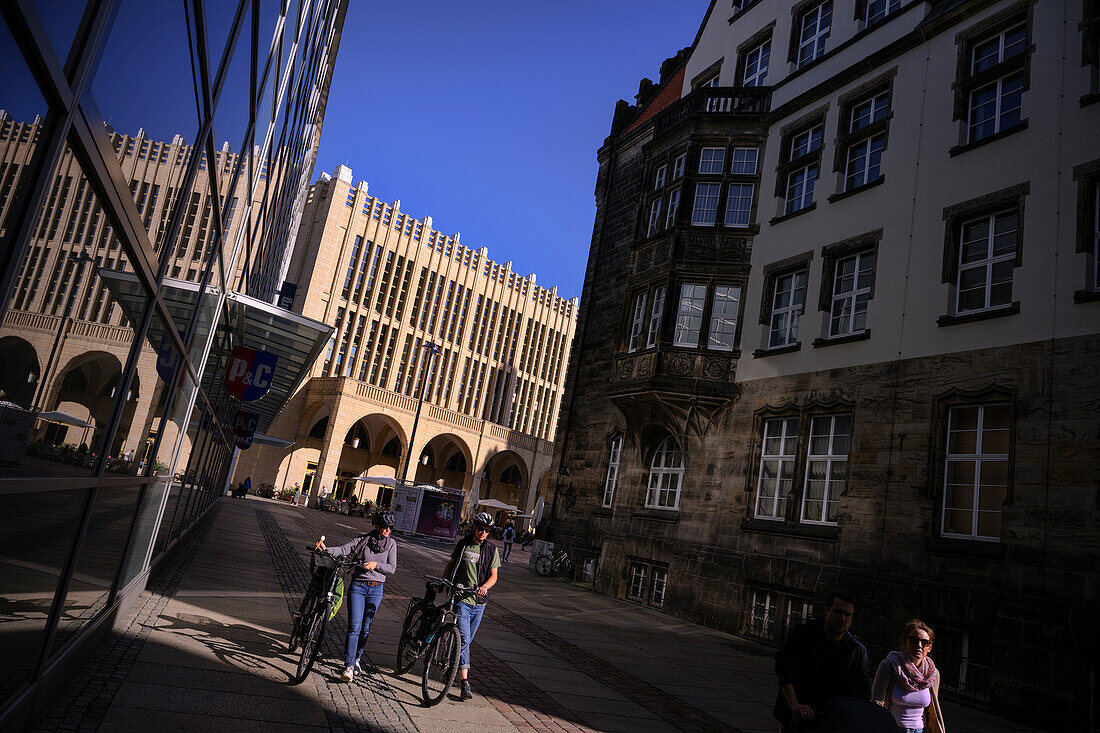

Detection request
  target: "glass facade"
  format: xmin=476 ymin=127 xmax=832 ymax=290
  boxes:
xmin=0 ymin=0 xmax=348 ymax=724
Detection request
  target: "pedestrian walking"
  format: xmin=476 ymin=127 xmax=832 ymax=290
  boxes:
xmin=293 ymin=486 xmax=302 ymax=506
xmin=318 ymin=484 xmax=330 ymax=511
xmin=315 ymin=510 xmax=398 ymax=682
xmin=773 ymin=593 xmax=871 ymax=732
xmin=440 ymin=511 xmax=499 ymax=701
xmin=501 ymin=521 xmax=515 ymax=562
xmin=872 ymin=620 xmax=945 ymax=733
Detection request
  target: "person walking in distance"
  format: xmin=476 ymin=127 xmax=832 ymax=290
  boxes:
xmin=773 ymin=593 xmax=871 ymax=732
xmin=315 ymin=511 xmax=398 ymax=682
xmin=872 ymin=620 xmax=946 ymax=733
xmin=441 ymin=511 xmax=499 ymax=700
xmin=501 ymin=521 xmax=516 ymax=562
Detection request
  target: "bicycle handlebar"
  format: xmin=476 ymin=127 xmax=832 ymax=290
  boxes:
xmin=424 ymin=576 xmax=476 ymax=593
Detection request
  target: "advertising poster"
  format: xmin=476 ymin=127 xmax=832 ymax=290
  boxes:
xmin=415 ymin=492 xmax=461 ymax=540
xmin=392 ymin=486 xmax=421 ymax=534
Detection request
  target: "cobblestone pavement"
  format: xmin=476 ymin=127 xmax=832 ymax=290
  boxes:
xmin=35 ymin=497 xmax=1039 ymax=733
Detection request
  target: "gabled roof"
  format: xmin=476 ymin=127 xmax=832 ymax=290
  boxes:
xmin=622 ymin=65 xmax=687 ymax=136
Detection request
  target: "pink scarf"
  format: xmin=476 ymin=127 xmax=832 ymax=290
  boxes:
xmin=887 ymin=649 xmax=937 ymax=692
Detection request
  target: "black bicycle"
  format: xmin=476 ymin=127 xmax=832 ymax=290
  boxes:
xmin=534 ymin=547 xmax=571 ymax=577
xmin=394 ymin=577 xmax=472 ymax=706
xmin=288 ymin=537 xmax=357 ymax=684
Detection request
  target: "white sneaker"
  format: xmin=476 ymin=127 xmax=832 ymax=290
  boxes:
xmin=340 ymin=667 xmax=354 ymax=682
xmin=354 ymin=660 xmax=363 ymax=675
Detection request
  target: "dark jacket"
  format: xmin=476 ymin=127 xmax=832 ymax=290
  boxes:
xmin=773 ymin=618 xmax=872 ymax=723
xmin=447 ymin=536 xmax=498 ymax=605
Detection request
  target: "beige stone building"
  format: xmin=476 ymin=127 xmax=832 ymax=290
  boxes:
xmin=232 ymin=165 xmax=578 ymax=521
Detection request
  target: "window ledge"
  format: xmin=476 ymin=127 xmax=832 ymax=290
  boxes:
xmin=948 ymin=120 xmax=1029 ymax=157
xmin=740 ymin=517 xmax=840 ymax=542
xmin=631 ymin=509 xmax=680 ymax=523
xmin=769 ymin=203 xmax=817 ymax=226
xmin=1080 ymin=92 xmax=1100 ymax=108
xmin=937 ymin=301 xmax=1020 ymax=327
xmin=925 ymin=536 xmax=1005 ymax=560
xmin=593 ymin=508 xmax=613 ymax=518
xmin=827 ymin=176 xmax=886 ymax=204
xmin=723 ymin=223 xmax=761 ymax=235
xmin=753 ymin=342 xmax=801 ymax=358
xmin=1073 ymin=289 xmax=1100 ymax=304
xmin=812 ymin=329 xmax=871 ymax=348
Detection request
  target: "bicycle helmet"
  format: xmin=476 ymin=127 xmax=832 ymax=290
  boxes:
xmin=373 ymin=510 xmax=396 ymax=528
xmin=472 ymin=511 xmax=494 ymax=528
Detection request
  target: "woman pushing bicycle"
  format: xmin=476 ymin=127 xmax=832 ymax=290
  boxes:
xmin=315 ymin=510 xmax=397 ymax=682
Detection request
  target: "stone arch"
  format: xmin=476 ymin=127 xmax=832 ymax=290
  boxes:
xmin=0 ymin=335 xmax=40 ymax=408
xmin=413 ymin=433 xmax=473 ymax=489
xmin=480 ymin=450 xmax=530 ymax=511
xmin=303 ymin=401 xmax=330 ymax=440
xmin=331 ymin=413 xmax=406 ymax=500
xmin=44 ymin=350 xmax=129 ymax=452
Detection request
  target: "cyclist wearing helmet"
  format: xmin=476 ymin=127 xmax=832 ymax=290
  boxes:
xmin=315 ymin=510 xmax=398 ymax=682
xmin=441 ymin=510 xmax=500 ymax=700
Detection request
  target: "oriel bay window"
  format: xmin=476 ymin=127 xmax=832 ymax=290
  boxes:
xmin=628 ymin=291 xmax=647 ymax=352
xmin=647 ymin=198 xmax=662 ymax=237
xmin=647 ymin=286 xmax=666 ymax=348
xmin=665 ymin=189 xmax=681 ymax=229
xmin=955 ymin=18 xmax=1029 ymax=148
xmin=691 ymin=183 xmax=721 ymax=225
xmin=707 ymin=285 xmax=741 ymax=350
xmin=674 ymin=283 xmax=707 ymax=346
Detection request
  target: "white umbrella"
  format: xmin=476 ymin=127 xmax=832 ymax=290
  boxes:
xmin=37 ymin=410 xmax=95 ymax=429
xmin=476 ymin=498 xmax=518 ymax=512
xmin=354 ymin=475 xmax=399 ymax=485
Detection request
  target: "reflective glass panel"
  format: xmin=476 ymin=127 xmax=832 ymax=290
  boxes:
xmin=0 ymin=16 xmax=49 ymax=239
xmin=31 ymin=0 xmax=89 ymax=70
xmin=118 ymin=478 xmax=169 ymax=587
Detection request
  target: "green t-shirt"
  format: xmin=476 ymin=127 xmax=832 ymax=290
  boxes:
xmin=454 ymin=540 xmax=500 ymax=606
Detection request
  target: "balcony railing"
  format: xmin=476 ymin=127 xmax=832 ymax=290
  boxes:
xmin=653 ymin=86 xmax=771 ymax=137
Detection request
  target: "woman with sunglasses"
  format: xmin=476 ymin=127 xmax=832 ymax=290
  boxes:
xmin=872 ymin=620 xmax=946 ymax=733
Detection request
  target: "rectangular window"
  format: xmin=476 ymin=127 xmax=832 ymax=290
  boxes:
xmin=692 ymin=183 xmax=721 ymax=225
xmin=796 ymin=1 xmax=832 ymax=67
xmin=628 ymin=563 xmax=648 ymax=601
xmin=673 ymin=154 xmax=686 ymax=180
xmin=647 ymin=198 xmax=662 ymax=237
xmin=707 ymin=285 xmax=741 ymax=350
xmin=724 ymin=183 xmax=755 ymax=228
xmin=769 ymin=270 xmax=807 ymax=348
xmin=647 ymin=286 xmax=666 ymax=348
xmin=666 ymin=189 xmax=681 ymax=229
xmin=731 ymin=147 xmax=759 ymax=175
xmin=650 ymin=567 xmax=668 ymax=608
xmin=845 ymin=135 xmax=885 ymax=190
xmin=628 ymin=292 xmax=647 ymax=352
xmin=699 ymin=147 xmax=726 ymax=174
xmin=829 ymin=251 xmax=875 ymax=336
xmin=865 ymin=0 xmax=901 ymax=25
xmin=785 ymin=166 xmax=818 ymax=214
xmin=743 ymin=40 xmax=770 ymax=87
xmin=801 ymin=414 xmax=851 ymax=524
xmin=756 ymin=417 xmax=798 ymax=519
xmin=965 ymin=24 xmax=1027 ymax=143
xmin=654 ymin=165 xmax=667 ymax=190
xmin=943 ymin=404 xmax=1010 ymax=540
xmin=747 ymin=589 xmax=776 ymax=639
xmin=792 ymin=125 xmax=823 ymax=158
xmin=674 ymin=283 xmax=707 ymax=347
xmin=603 ymin=435 xmax=623 ymax=507
xmin=956 ymin=210 xmax=1017 ymax=313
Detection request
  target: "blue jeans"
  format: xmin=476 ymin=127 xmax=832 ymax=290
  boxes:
xmin=455 ymin=601 xmax=485 ymax=671
xmin=344 ymin=581 xmax=383 ymax=669
xmin=501 ymin=541 xmax=513 ymax=561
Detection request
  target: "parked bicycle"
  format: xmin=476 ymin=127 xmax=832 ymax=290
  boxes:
xmin=393 ymin=577 xmax=473 ymax=706
xmin=534 ymin=547 xmax=571 ymax=578
xmin=288 ymin=537 xmax=358 ymax=684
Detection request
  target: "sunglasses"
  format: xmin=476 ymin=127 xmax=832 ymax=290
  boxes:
xmin=907 ymin=636 xmax=932 ymax=648
xmin=474 ymin=527 xmax=491 ymax=533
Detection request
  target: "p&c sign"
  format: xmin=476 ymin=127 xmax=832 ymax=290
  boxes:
xmin=224 ymin=346 xmax=278 ymax=402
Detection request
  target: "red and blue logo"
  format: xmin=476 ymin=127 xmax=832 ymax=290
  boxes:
xmin=233 ymin=410 xmax=258 ymax=450
xmin=224 ymin=346 xmax=278 ymax=402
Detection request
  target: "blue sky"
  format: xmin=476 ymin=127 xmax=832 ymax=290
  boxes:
xmin=314 ymin=1 xmax=708 ymax=299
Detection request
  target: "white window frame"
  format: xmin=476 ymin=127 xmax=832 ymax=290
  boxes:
xmin=647 ymin=198 xmax=662 ymax=237
xmin=707 ymin=285 xmax=741 ymax=350
xmin=743 ymin=40 xmax=770 ymax=87
xmin=724 ymin=183 xmax=755 ymax=228
xmin=673 ymin=154 xmax=686 ymax=180
xmin=829 ymin=251 xmax=875 ymax=336
xmin=731 ymin=147 xmax=759 ymax=175
xmin=956 ymin=209 xmax=1017 ymax=313
xmin=967 ymin=73 xmax=1024 ymax=143
xmin=646 ymin=436 xmax=684 ymax=509
xmin=647 ymin=286 xmax=666 ymax=348
xmin=769 ymin=270 xmax=807 ymax=347
xmin=666 ymin=189 xmax=681 ymax=229
xmin=602 ymin=435 xmax=623 ymax=508
xmin=865 ymin=0 xmax=902 ymax=25
xmin=845 ymin=134 xmax=886 ymax=190
xmin=628 ymin=291 xmax=648 ymax=352
xmin=755 ymin=417 xmax=798 ymax=520
xmin=650 ymin=567 xmax=668 ymax=607
xmin=785 ymin=165 xmax=818 ymax=214
xmin=797 ymin=1 xmax=833 ymax=68
xmin=800 ymin=414 xmax=851 ymax=525
xmin=674 ymin=283 xmax=707 ymax=347
xmin=942 ymin=404 xmax=1010 ymax=541
xmin=628 ymin=562 xmax=648 ymax=601
xmin=699 ymin=147 xmax=726 ymax=174
xmin=692 ymin=182 xmax=721 ymax=225
xmin=971 ymin=24 xmax=1027 ymax=75
xmin=748 ymin=589 xmax=776 ymax=639
xmin=654 ymin=164 xmax=667 ymax=190
xmin=850 ymin=92 xmax=890 ymax=131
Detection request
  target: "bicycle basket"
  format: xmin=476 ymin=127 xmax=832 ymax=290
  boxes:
xmin=329 ymin=576 xmax=345 ymax=620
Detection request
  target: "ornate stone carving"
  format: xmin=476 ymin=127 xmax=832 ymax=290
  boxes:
xmin=668 ymin=353 xmax=694 ymax=376
xmin=703 ymin=356 xmax=728 ymax=380
xmin=637 ymin=353 xmax=654 ymax=376
xmin=618 ymin=357 xmax=633 ymax=380
xmin=718 ymin=236 xmax=748 ymax=261
xmin=638 ymin=246 xmax=652 ymax=273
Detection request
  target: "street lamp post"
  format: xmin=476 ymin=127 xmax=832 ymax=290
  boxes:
xmin=401 ymin=342 xmax=442 ymax=481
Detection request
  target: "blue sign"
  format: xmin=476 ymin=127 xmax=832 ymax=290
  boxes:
xmin=277 ymin=281 xmax=297 ymax=310
xmin=156 ymin=333 xmax=180 ymax=384
xmin=224 ymin=346 xmax=278 ymax=402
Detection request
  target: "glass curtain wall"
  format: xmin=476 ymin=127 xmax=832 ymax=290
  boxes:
xmin=0 ymin=0 xmax=348 ymax=725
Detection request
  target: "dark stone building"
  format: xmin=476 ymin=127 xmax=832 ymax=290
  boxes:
xmin=547 ymin=1 xmax=1100 ymax=730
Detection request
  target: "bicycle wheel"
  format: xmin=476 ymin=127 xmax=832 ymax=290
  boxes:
xmin=289 ymin=584 xmax=320 ymax=652
xmin=421 ymin=623 xmax=461 ymax=706
xmin=292 ymin=607 xmax=328 ymax=684
xmin=535 ymin=555 xmax=551 ymax=576
xmin=395 ymin=602 xmax=426 ymax=674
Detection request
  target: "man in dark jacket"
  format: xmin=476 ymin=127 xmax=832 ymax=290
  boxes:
xmin=441 ymin=511 xmax=499 ymax=701
xmin=773 ymin=593 xmax=871 ymax=732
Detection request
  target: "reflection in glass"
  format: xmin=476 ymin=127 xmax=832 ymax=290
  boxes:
xmin=118 ymin=479 xmax=169 ymax=587
xmin=31 ymin=0 xmax=89 ymax=70
xmin=0 ymin=16 xmax=49 ymax=238
xmin=0 ymin=489 xmax=86 ymax=707
xmin=49 ymin=484 xmax=141 ymax=656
